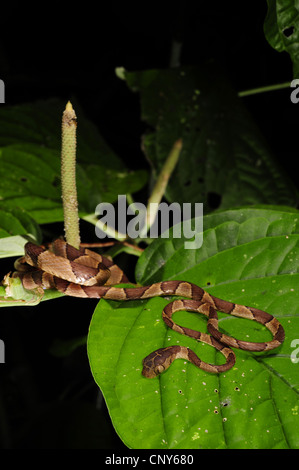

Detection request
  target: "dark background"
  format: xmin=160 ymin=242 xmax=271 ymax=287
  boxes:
xmin=1 ymin=2 xmax=297 ymax=176
xmin=0 ymin=1 xmax=297 ymax=449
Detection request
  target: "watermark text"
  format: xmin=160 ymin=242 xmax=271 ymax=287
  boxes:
xmin=95 ymin=195 xmax=203 ymax=249
xmin=290 ymin=79 xmax=299 ymax=103
xmin=291 ymin=339 xmax=299 ymax=363
xmin=0 ymin=339 xmax=4 ymax=363
xmin=0 ymin=79 xmax=4 ymax=103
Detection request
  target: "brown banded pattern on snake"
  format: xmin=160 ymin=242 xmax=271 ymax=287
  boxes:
xmin=14 ymin=240 xmax=285 ymax=378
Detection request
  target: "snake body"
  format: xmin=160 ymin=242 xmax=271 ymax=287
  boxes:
xmin=15 ymin=240 xmax=285 ymax=378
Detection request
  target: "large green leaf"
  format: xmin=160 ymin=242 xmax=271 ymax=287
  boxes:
xmin=124 ymin=65 xmax=297 ymax=210
xmin=264 ymin=0 xmax=299 ymax=78
xmin=136 ymin=204 xmax=299 ymax=284
xmin=88 ymin=206 xmax=299 ymax=449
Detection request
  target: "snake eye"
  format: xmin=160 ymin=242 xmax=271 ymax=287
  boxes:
xmin=156 ymin=365 xmax=165 ymax=374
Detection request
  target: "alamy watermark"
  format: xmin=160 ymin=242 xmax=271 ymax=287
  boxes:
xmin=291 ymin=339 xmax=299 ymax=364
xmin=94 ymin=195 xmax=203 ymax=249
xmin=0 ymin=339 xmax=4 ymax=363
xmin=0 ymin=79 xmax=4 ymax=103
xmin=290 ymin=79 xmax=299 ymax=103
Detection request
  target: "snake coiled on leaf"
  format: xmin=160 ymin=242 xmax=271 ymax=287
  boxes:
xmin=14 ymin=239 xmax=285 ymax=378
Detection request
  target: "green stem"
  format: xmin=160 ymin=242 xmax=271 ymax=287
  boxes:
xmin=61 ymin=102 xmax=81 ymax=249
xmin=140 ymin=138 xmax=183 ymax=237
xmin=82 ymin=213 xmax=127 ymax=241
xmin=238 ymin=81 xmax=290 ymax=98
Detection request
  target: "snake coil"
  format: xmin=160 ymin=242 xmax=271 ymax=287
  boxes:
xmin=15 ymin=240 xmax=285 ymax=378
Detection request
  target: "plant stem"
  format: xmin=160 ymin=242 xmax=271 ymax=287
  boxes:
xmin=140 ymin=138 xmax=183 ymax=237
xmin=83 ymin=138 xmax=182 ymax=245
xmin=61 ymin=101 xmax=81 ymax=249
xmin=238 ymin=81 xmax=290 ymax=98
xmin=82 ymin=213 xmax=127 ymax=241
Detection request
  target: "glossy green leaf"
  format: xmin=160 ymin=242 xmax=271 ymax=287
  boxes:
xmin=136 ymin=205 xmax=299 ymax=285
xmin=264 ymin=0 xmax=299 ymax=78
xmin=88 ymin=206 xmax=299 ymax=449
xmin=124 ymin=65 xmax=297 ymax=210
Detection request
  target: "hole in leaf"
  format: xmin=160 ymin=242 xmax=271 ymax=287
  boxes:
xmin=20 ymin=177 xmax=27 ymax=182
xmin=283 ymin=26 xmax=294 ymax=37
xmin=221 ymin=398 xmax=231 ymax=407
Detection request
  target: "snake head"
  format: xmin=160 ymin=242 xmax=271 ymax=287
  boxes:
xmin=142 ymin=346 xmax=181 ymax=378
